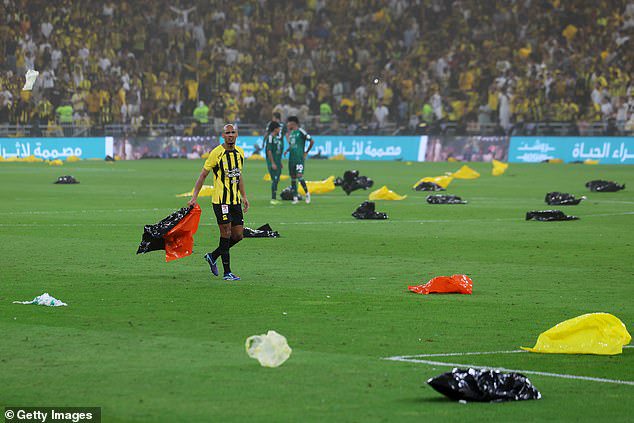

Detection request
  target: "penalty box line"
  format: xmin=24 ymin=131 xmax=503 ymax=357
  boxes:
xmin=383 ymin=347 xmax=634 ymax=386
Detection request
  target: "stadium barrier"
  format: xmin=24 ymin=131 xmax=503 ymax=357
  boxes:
xmin=509 ymin=136 xmax=634 ymax=164
xmin=0 ymin=137 xmax=114 ymax=160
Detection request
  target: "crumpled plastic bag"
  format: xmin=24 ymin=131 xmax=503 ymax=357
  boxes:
xmin=339 ymin=170 xmax=374 ymax=195
xmin=280 ymin=186 xmax=302 ymax=201
xmin=48 ymin=159 xmax=63 ymax=166
xmin=14 ymin=293 xmax=67 ymax=307
xmin=369 ymin=185 xmax=407 ymax=200
xmin=245 ymin=330 xmax=292 ymax=367
xmin=426 ymin=194 xmax=467 ymax=204
xmin=492 ymin=160 xmax=508 ymax=176
xmin=412 ymin=175 xmax=453 ymax=189
xmin=585 ymin=180 xmax=625 ymax=192
xmin=54 ymin=175 xmax=79 ymax=184
xmin=452 ymin=165 xmax=480 ymax=179
xmin=299 ymin=175 xmax=336 ymax=195
xmin=427 ymin=368 xmax=541 ymax=402
xmin=542 ymin=158 xmax=563 ymax=163
xmin=137 ymin=205 xmax=201 ymax=261
xmin=176 ymin=185 xmax=213 ymax=197
xmin=243 ymin=223 xmax=280 ymax=238
xmin=352 ymin=201 xmax=388 ymax=220
xmin=409 ymin=274 xmax=473 ymax=295
xmin=22 ymin=69 xmax=39 ymax=91
xmin=526 ymin=210 xmax=578 ymax=221
xmin=414 ymin=181 xmax=445 ymax=191
xmin=263 ymin=173 xmax=290 ymax=181
xmin=66 ymin=155 xmax=80 ymax=162
xmin=521 ymin=313 xmax=631 ymax=355
xmin=545 ymin=192 xmax=585 ymax=205
xmin=329 ymin=153 xmax=346 ymax=160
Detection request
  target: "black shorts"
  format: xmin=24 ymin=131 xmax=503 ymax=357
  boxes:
xmin=212 ymin=203 xmax=244 ymax=226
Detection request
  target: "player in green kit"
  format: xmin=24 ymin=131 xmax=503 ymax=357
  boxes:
xmin=284 ymin=116 xmax=314 ymax=204
xmin=264 ymin=121 xmax=283 ymax=204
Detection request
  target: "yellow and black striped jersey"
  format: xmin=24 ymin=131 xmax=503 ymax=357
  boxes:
xmin=203 ymin=145 xmax=245 ymax=205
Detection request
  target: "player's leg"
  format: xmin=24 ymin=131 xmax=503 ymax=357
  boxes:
xmin=205 ymin=204 xmax=232 ymax=277
xmin=223 ymin=205 xmax=244 ymax=280
xmin=289 ymin=160 xmax=299 ymax=203
xmin=296 ymin=162 xmax=310 ymax=204
xmin=269 ymin=164 xmax=280 ymax=202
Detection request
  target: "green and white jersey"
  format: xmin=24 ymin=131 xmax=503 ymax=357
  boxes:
xmin=288 ymin=128 xmax=312 ymax=163
xmin=265 ymin=121 xmax=287 ymax=140
xmin=264 ymin=133 xmax=283 ymax=164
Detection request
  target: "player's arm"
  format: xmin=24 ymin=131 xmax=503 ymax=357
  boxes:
xmin=238 ymin=174 xmax=249 ymax=213
xmin=304 ymin=134 xmax=314 ymax=160
xmin=187 ymin=168 xmax=210 ymax=207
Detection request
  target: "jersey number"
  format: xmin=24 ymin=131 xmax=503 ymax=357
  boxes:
xmin=295 ymin=163 xmax=304 ymax=173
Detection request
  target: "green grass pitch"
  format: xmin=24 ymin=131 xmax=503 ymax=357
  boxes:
xmin=0 ymin=158 xmax=632 ymax=422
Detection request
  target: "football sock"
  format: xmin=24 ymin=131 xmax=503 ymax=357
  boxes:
xmin=291 ymin=178 xmax=298 ymax=196
xmin=299 ymin=178 xmax=308 ymax=194
xmin=229 ymin=237 xmax=241 ymax=248
xmin=271 ymin=175 xmax=279 ymax=199
xmin=211 ymin=237 xmax=231 ymax=263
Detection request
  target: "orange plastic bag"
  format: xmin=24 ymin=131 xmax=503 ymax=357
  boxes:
xmin=408 ymin=274 xmax=473 ymax=295
xmin=164 ymin=205 xmax=201 ymax=262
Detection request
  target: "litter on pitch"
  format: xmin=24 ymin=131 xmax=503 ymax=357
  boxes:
xmin=426 ymin=194 xmax=467 ymax=204
xmin=66 ymin=155 xmax=81 ymax=162
xmin=245 ymin=330 xmax=292 ymax=368
xmin=280 ymin=186 xmax=302 ymax=201
xmin=492 ymin=160 xmax=508 ymax=176
xmin=452 ymin=165 xmax=480 ymax=179
xmin=412 ymin=175 xmax=453 ymax=189
xmin=413 ymin=181 xmax=445 ymax=191
xmin=263 ymin=173 xmax=290 ymax=181
xmin=176 ymin=185 xmax=213 ymax=197
xmin=243 ymin=223 xmax=280 ymax=238
xmin=352 ymin=201 xmax=388 ymax=220
xmin=369 ymin=185 xmax=407 ymax=200
xmin=54 ymin=175 xmax=79 ymax=184
xmin=22 ymin=69 xmax=39 ymax=91
xmin=298 ymin=175 xmax=336 ymax=195
xmin=137 ymin=205 xmax=201 ymax=262
xmin=408 ymin=274 xmax=473 ymax=295
xmin=338 ymin=170 xmax=374 ymax=195
xmin=545 ymin=192 xmax=585 ymax=205
xmin=48 ymin=159 xmax=63 ymax=166
xmin=585 ymin=180 xmax=625 ymax=192
xmin=521 ymin=313 xmax=631 ymax=355
xmin=427 ymin=368 xmax=541 ymax=402
xmin=525 ymin=210 xmax=578 ymax=221
xmin=14 ymin=293 xmax=67 ymax=307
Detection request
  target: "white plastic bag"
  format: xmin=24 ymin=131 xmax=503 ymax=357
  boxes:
xmin=22 ymin=69 xmax=39 ymax=91
xmin=245 ymin=330 xmax=292 ymax=367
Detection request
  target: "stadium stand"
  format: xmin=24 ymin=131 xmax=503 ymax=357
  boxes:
xmin=0 ymin=0 xmax=633 ymax=136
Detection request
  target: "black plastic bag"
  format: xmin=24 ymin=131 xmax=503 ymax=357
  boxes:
xmin=427 ymin=368 xmax=541 ymax=402
xmin=137 ymin=206 xmax=193 ymax=254
xmin=545 ymin=192 xmax=585 ymax=205
xmin=340 ymin=170 xmax=374 ymax=195
xmin=526 ymin=210 xmax=578 ymax=221
xmin=243 ymin=223 xmax=280 ymax=238
xmin=352 ymin=201 xmax=388 ymax=220
xmin=414 ymin=181 xmax=446 ymax=191
xmin=585 ymin=180 xmax=625 ymax=192
xmin=426 ymin=194 xmax=467 ymax=204
xmin=54 ymin=175 xmax=79 ymax=184
xmin=280 ymin=186 xmax=303 ymax=201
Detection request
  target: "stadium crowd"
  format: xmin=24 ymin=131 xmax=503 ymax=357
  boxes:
xmin=1 ymin=0 xmax=633 ymax=135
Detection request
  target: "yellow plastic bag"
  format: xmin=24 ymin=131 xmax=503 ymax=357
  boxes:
xmin=584 ymin=159 xmax=599 ymax=165
xmin=247 ymin=153 xmax=265 ymax=161
xmin=48 ymin=159 xmax=64 ymax=166
xmin=492 ymin=160 xmax=508 ymax=176
xmin=66 ymin=155 xmax=81 ymax=162
xmin=245 ymin=330 xmax=292 ymax=368
xmin=299 ymin=175 xmax=336 ymax=195
xmin=0 ymin=156 xmax=5 ymax=162
xmin=329 ymin=153 xmax=346 ymax=160
xmin=263 ymin=173 xmax=290 ymax=181
xmin=369 ymin=186 xmax=407 ymax=201
xmin=447 ymin=157 xmax=459 ymax=163
xmin=176 ymin=185 xmax=214 ymax=197
xmin=452 ymin=165 xmax=480 ymax=179
xmin=412 ymin=175 xmax=454 ymax=189
xmin=521 ymin=313 xmax=631 ymax=355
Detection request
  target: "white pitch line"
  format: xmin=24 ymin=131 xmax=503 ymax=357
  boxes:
xmin=383 ymin=347 xmax=634 ymax=386
xmin=383 ymin=356 xmax=634 ymax=386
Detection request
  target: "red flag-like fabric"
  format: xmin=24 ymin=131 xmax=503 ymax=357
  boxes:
xmin=164 ymin=205 xmax=201 ymax=262
xmin=408 ymin=274 xmax=473 ymax=295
